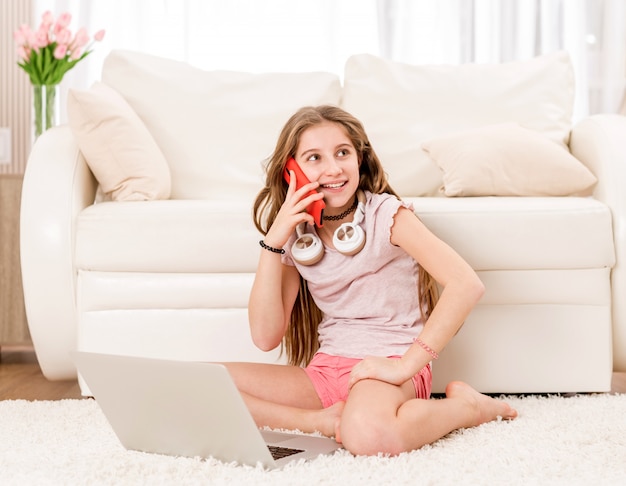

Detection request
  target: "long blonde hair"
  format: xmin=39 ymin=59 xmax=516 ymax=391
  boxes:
xmin=253 ymin=105 xmax=438 ymax=366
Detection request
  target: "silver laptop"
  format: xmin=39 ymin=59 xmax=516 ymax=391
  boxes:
xmin=73 ymin=352 xmax=342 ymax=468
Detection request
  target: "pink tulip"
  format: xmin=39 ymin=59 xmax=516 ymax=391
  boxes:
xmin=41 ymin=10 xmax=54 ymax=27
xmin=16 ymin=45 xmax=30 ymax=61
xmin=56 ymin=28 xmax=71 ymax=44
xmin=70 ymin=48 xmax=82 ymax=60
xmin=93 ymin=29 xmax=105 ymax=42
xmin=35 ymin=25 xmax=50 ymax=47
xmin=14 ymin=24 xmax=32 ymax=46
xmin=53 ymin=43 xmax=67 ymax=59
xmin=72 ymin=27 xmax=89 ymax=48
xmin=27 ymin=31 xmax=38 ymax=48
xmin=35 ymin=33 xmax=48 ymax=48
xmin=13 ymin=28 xmax=27 ymax=46
xmin=55 ymin=12 xmax=71 ymax=29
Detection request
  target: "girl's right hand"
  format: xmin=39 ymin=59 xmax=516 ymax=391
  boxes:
xmin=263 ymin=170 xmax=324 ymax=248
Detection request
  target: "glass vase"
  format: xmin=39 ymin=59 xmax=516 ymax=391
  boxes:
xmin=33 ymin=84 xmax=60 ymax=140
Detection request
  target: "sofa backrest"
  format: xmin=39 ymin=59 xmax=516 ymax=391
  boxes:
xmin=342 ymin=51 xmax=575 ymax=196
xmin=102 ymin=50 xmax=342 ymax=201
xmin=101 ymin=50 xmax=576 ymax=200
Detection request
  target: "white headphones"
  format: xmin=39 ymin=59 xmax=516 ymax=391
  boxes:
xmin=291 ymin=191 xmax=367 ymax=266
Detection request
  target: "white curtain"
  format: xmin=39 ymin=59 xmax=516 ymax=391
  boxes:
xmin=32 ymin=0 xmax=380 ymax=122
xmin=377 ymin=0 xmax=626 ymax=120
xmin=33 ymin=0 xmax=625 ymax=122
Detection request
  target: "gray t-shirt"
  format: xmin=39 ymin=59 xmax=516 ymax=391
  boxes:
xmin=282 ymin=191 xmax=425 ymax=358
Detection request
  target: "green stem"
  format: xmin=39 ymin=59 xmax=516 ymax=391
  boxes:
xmin=33 ymin=86 xmax=43 ymax=138
xmin=33 ymin=85 xmax=58 ymax=139
xmin=45 ymin=85 xmax=56 ymax=131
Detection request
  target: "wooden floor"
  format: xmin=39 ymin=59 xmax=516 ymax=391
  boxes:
xmin=0 ymin=345 xmax=83 ymax=400
xmin=1 ymin=345 xmax=626 ymax=400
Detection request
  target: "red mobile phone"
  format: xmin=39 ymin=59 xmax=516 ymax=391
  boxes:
xmin=284 ymin=157 xmax=325 ymax=227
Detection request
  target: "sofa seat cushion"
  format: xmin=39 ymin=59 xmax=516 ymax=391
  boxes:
xmin=410 ymin=196 xmax=614 ymax=271
xmin=76 ymin=197 xmax=614 ymax=274
xmin=75 ymin=200 xmax=263 ymax=273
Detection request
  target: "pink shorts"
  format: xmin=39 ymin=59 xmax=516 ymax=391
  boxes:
xmin=304 ymin=352 xmax=432 ymax=408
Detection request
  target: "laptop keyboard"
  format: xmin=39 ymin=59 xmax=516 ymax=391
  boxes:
xmin=268 ymin=445 xmax=305 ymax=460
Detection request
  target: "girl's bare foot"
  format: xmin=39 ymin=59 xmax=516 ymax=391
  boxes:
xmin=445 ymin=381 xmax=517 ymax=427
xmin=315 ymin=401 xmax=345 ymax=438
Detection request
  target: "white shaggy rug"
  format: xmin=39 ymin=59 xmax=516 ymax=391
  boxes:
xmin=1 ymin=394 xmax=625 ymax=485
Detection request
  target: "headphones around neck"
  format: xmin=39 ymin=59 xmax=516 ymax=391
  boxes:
xmin=291 ymin=190 xmax=367 ymax=266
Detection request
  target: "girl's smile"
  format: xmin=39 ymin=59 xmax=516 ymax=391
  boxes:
xmin=296 ymin=121 xmax=360 ymax=216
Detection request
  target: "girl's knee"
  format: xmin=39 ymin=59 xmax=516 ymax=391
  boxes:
xmin=340 ymin=408 xmax=407 ymax=456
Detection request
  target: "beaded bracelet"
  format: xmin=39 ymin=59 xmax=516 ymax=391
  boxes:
xmin=259 ymin=240 xmax=285 ymax=254
xmin=415 ymin=338 xmax=439 ymax=360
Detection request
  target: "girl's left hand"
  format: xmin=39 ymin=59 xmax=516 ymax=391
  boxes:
xmin=348 ymin=356 xmax=412 ymax=390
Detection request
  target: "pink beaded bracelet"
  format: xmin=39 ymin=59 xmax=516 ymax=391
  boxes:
xmin=415 ymin=338 xmax=439 ymax=360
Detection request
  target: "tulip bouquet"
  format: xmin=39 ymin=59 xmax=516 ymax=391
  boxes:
xmin=13 ymin=11 xmax=105 ymax=138
xmin=14 ymin=10 xmax=105 ymax=86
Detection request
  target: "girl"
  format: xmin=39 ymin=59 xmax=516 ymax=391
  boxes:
xmin=225 ymin=105 xmax=517 ymax=456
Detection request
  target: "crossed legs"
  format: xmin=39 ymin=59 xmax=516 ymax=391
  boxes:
xmin=339 ymin=379 xmax=517 ymax=456
xmin=224 ymin=362 xmax=517 ymax=456
xmin=224 ymin=362 xmax=344 ymax=437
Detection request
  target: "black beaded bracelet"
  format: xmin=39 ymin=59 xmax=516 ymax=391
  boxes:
xmin=259 ymin=240 xmax=285 ymax=254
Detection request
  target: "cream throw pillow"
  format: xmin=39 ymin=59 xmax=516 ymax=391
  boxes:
xmin=421 ymin=124 xmax=597 ymax=197
xmin=67 ymin=82 xmax=171 ymax=201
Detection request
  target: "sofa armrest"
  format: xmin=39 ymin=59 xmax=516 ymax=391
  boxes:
xmin=20 ymin=125 xmax=97 ymax=380
xmin=570 ymin=114 xmax=626 ymax=371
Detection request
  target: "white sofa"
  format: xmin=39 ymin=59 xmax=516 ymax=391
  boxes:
xmin=21 ymin=50 xmax=626 ymax=394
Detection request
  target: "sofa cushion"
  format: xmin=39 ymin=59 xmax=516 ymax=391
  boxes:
xmin=74 ymin=197 xmax=614 ymax=274
xmin=75 ymin=200 xmax=263 ymax=273
xmin=342 ymin=51 xmax=575 ymax=197
xmin=421 ymin=123 xmax=597 ymax=196
xmin=67 ymin=82 xmax=171 ymax=201
xmin=410 ymin=196 xmax=614 ymax=271
xmin=101 ymin=50 xmax=342 ymax=202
